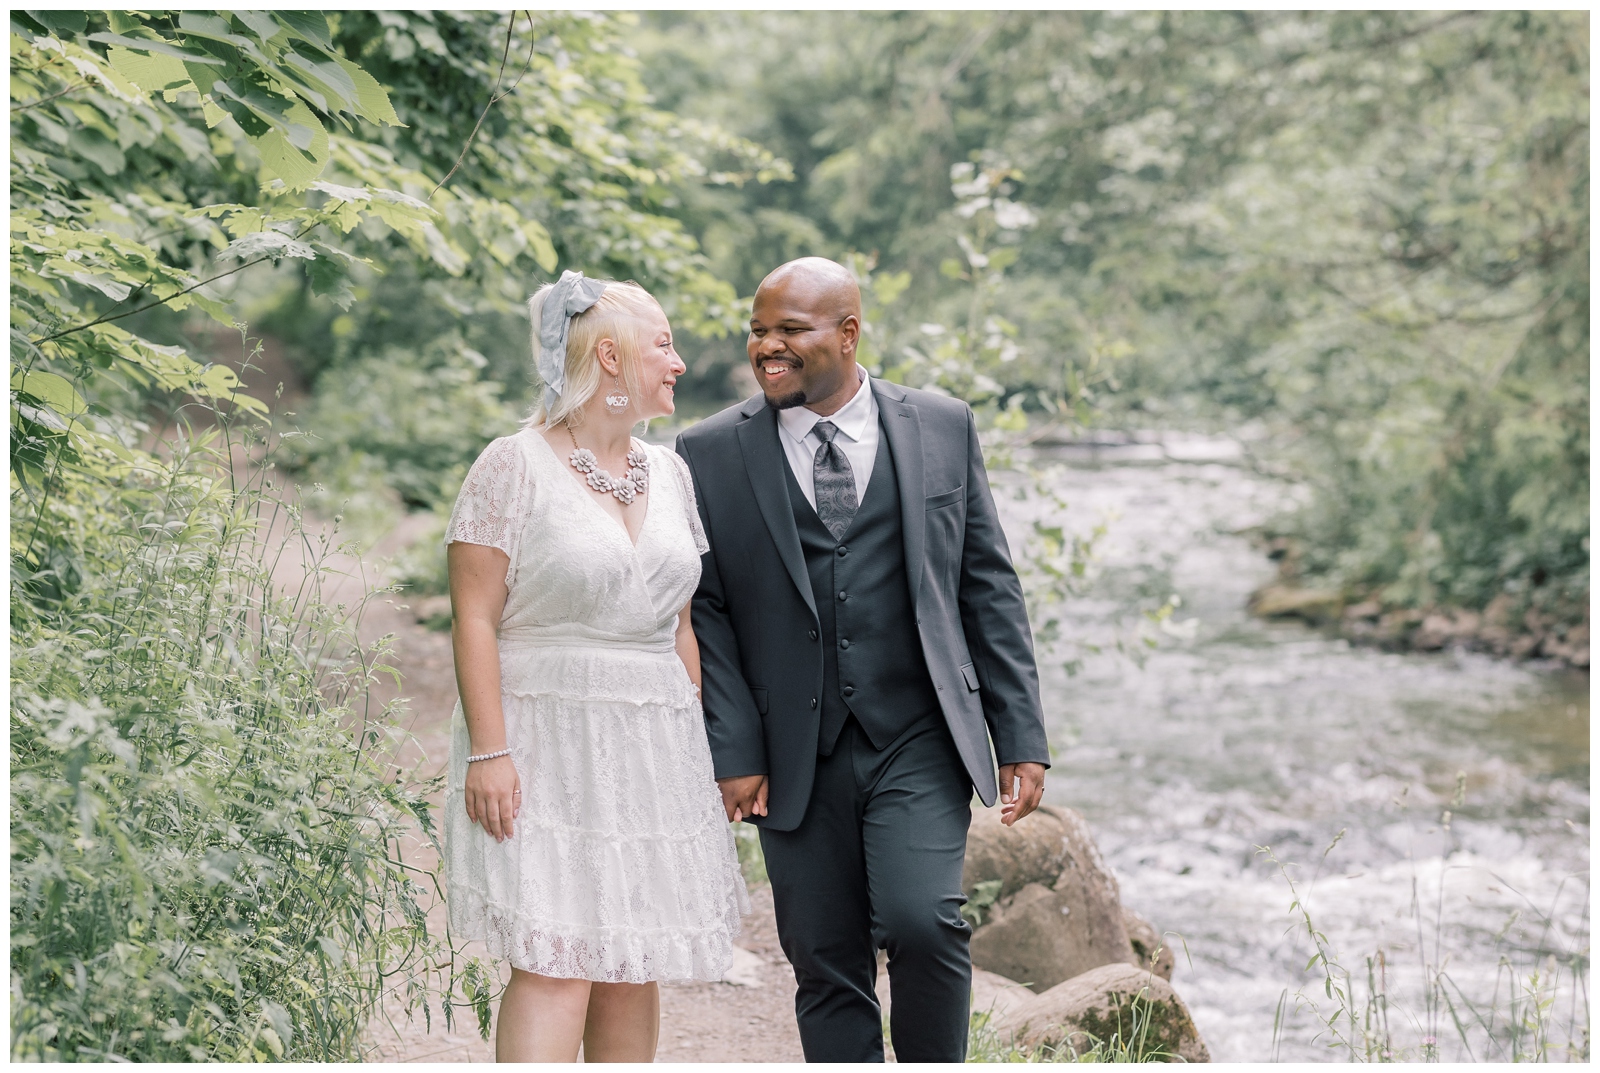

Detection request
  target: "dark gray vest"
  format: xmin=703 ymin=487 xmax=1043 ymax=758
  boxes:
xmin=784 ymin=418 xmax=941 ymax=755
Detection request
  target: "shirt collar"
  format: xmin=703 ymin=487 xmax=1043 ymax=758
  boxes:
xmin=777 ymin=366 xmax=875 ymax=445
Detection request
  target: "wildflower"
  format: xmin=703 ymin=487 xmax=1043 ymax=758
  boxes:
xmin=1422 ymin=1036 xmax=1437 ymax=1046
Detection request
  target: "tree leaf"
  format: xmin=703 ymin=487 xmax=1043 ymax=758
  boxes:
xmin=11 ymin=371 xmax=87 ymax=418
xmin=275 ymin=11 xmax=334 ymax=51
xmin=216 ymin=231 xmax=317 ymax=262
xmin=106 ymin=46 xmax=192 ymax=94
xmin=521 ymin=220 xmax=559 ymax=273
xmin=85 ymin=32 xmax=226 ymax=65
xmin=250 ymin=99 xmax=329 ymax=190
xmin=332 ymin=55 xmax=403 ymax=126
xmin=282 ymin=51 xmax=358 ymax=116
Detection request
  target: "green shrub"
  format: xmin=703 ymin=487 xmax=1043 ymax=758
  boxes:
xmin=281 ymin=338 xmax=519 ymax=534
xmin=10 ymin=429 xmax=455 ymax=1061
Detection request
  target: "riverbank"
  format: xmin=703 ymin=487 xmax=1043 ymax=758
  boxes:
xmin=1248 ymin=542 xmax=1589 ymax=670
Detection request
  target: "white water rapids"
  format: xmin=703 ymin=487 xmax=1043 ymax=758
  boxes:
xmin=994 ymin=434 xmax=1589 ymax=1062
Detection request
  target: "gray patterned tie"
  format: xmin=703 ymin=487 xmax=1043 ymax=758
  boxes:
xmin=811 ymin=421 xmax=858 ymax=540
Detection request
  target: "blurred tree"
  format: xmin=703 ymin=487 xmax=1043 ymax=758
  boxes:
xmin=630 ymin=10 xmax=1588 ymax=624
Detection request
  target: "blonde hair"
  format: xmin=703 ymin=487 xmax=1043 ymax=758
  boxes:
xmin=525 ymin=279 xmax=661 ymax=430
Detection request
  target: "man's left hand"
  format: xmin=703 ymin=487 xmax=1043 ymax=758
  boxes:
xmin=998 ymin=762 xmax=1046 ymax=826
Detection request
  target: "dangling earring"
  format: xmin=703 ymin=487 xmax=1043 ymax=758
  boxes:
xmin=604 ymin=374 xmax=630 ymax=414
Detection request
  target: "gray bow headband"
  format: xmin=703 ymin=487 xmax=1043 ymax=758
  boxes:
xmin=534 ymin=269 xmax=609 ymax=406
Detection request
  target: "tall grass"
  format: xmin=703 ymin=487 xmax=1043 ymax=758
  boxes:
xmin=964 ymin=994 xmax=1176 ymax=1063
xmin=10 ymin=402 xmax=460 ymax=1059
xmin=1261 ymin=837 xmax=1590 ymax=1063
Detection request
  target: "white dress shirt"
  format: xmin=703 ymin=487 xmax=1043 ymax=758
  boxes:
xmin=776 ymin=366 xmax=879 ymax=511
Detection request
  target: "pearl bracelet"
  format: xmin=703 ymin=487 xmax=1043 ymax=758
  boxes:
xmin=466 ymin=748 xmax=511 ymax=764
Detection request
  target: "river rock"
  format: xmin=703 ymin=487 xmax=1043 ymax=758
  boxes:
xmin=1249 ymin=583 xmax=1342 ymax=623
xmin=1121 ymin=908 xmax=1175 ymax=981
xmin=998 ymin=962 xmax=1210 ymax=1062
xmin=967 ymin=805 xmax=1135 ymax=993
xmin=963 ymin=802 xmax=1069 ymax=901
xmin=969 ymin=880 xmax=1134 ymax=994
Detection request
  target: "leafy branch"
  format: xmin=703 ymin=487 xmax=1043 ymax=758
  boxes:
xmin=429 ymin=10 xmax=538 ymax=198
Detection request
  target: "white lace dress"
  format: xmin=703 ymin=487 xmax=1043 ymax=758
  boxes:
xmin=442 ymin=428 xmax=747 ymax=983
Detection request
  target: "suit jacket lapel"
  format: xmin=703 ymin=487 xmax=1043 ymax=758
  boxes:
xmin=736 ymin=404 xmax=818 ymax=621
xmin=874 ymin=381 xmax=925 ymax=614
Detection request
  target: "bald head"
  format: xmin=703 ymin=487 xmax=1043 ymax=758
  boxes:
xmin=747 ymin=257 xmax=864 ymax=415
xmin=756 ymin=257 xmax=862 ymax=323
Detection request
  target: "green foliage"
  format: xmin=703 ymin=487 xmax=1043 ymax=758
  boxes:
xmin=631 ymin=11 xmax=1588 ymax=626
xmin=965 ymin=1001 xmax=1175 ymax=1063
xmin=10 ymin=10 xmax=429 ymax=513
xmin=960 ymin=879 xmax=1004 ymax=928
xmin=732 ymin=822 xmax=767 ymax=889
xmin=9 ymin=426 xmax=448 ymax=1061
xmin=283 ymin=338 xmax=518 ymax=533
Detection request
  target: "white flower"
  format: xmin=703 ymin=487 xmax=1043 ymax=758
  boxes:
xmin=992 ymin=199 xmax=1038 ymax=230
xmin=956 ymin=196 xmax=991 ymax=219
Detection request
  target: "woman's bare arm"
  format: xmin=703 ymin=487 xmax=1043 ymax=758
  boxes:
xmin=449 ymin=541 xmax=520 ymax=842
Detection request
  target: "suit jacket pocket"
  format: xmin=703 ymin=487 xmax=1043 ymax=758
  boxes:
xmin=959 ymin=663 xmax=981 ymax=692
xmin=750 ymin=687 xmax=769 ymax=715
xmin=925 ymin=486 xmax=964 ymax=510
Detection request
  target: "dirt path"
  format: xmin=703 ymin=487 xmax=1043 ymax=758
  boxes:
xmin=313 ymin=519 xmax=808 ymax=1063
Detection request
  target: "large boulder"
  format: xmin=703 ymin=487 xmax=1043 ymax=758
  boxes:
xmin=1122 ymin=907 xmax=1175 ymax=981
xmin=998 ymin=962 xmax=1210 ymax=1062
xmin=969 ymin=880 xmax=1136 ymax=994
xmin=966 ymin=805 xmax=1135 ymax=993
xmin=964 ymin=803 xmax=1069 ymax=901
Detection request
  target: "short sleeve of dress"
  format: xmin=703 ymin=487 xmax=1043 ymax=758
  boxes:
xmin=662 ymin=448 xmax=710 ymax=556
xmin=445 ymin=434 xmax=533 ymax=558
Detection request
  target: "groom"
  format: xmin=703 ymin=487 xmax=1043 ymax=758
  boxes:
xmin=676 ymin=257 xmax=1049 ymax=1062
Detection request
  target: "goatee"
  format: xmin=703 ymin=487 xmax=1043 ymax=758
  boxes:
xmin=766 ymin=390 xmax=808 ymax=410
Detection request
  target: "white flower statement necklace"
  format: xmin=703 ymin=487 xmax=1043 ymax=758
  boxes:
xmin=567 ymin=426 xmax=649 ymax=505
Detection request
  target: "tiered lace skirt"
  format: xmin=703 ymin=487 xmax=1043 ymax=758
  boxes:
xmin=444 ymin=642 xmax=747 ymax=983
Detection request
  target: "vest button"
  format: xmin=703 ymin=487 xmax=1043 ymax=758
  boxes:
xmin=842 ymin=685 xmax=855 ymax=697
xmin=836 ymin=545 xmax=848 ymax=557
xmin=809 ymin=629 xmax=818 ymax=641
xmin=810 ymin=697 xmax=817 ymax=709
xmin=838 ymin=638 xmax=850 ymax=650
xmin=837 ymin=590 xmax=848 ymax=601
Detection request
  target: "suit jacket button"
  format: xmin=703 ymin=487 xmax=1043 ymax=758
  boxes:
xmin=842 ymin=685 xmax=855 ymax=697
xmin=838 ymin=638 xmax=850 ymax=650
xmin=809 ymin=629 xmax=818 ymax=641
xmin=836 ymin=545 xmax=848 ymax=557
xmin=810 ymin=697 xmax=818 ymax=709
xmin=837 ymin=590 xmax=848 ymax=601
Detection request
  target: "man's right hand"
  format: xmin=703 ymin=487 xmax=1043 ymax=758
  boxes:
xmin=717 ymin=774 xmax=769 ymax=823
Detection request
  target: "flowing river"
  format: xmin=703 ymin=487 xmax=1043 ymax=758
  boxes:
xmin=993 ymin=434 xmax=1589 ymax=1062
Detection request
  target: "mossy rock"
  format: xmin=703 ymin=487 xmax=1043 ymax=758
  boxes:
xmin=998 ymin=962 xmax=1210 ymax=1062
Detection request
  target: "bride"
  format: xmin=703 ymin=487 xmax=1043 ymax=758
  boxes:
xmin=442 ymin=271 xmax=747 ymax=1061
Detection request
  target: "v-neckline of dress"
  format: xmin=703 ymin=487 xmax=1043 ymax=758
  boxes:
xmin=531 ymin=429 xmax=653 ymax=551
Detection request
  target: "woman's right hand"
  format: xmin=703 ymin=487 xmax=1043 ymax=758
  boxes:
xmin=464 ymin=754 xmax=521 ymax=842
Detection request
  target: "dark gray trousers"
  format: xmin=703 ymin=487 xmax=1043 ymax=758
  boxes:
xmin=760 ymin=716 xmax=974 ymax=1063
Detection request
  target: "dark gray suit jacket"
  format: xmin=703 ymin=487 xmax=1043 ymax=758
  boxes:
xmin=675 ymin=379 xmax=1050 ymax=831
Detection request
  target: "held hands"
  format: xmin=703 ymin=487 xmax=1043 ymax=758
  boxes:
xmin=465 ymin=754 xmax=521 ymax=842
xmin=998 ymin=762 xmax=1046 ymax=826
xmin=717 ymin=774 xmax=768 ymax=823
